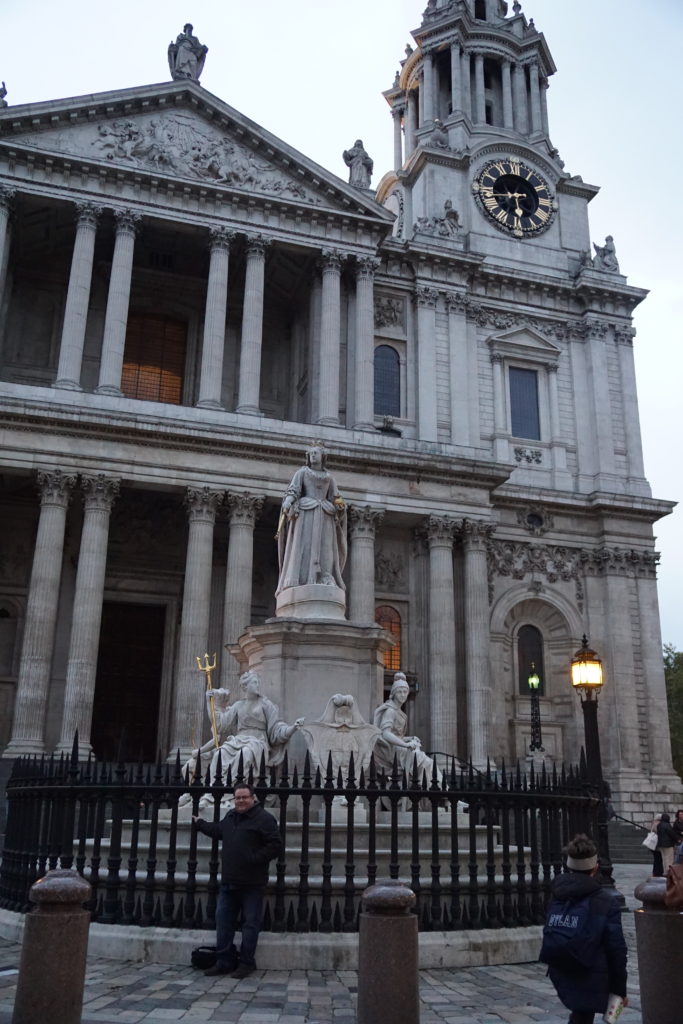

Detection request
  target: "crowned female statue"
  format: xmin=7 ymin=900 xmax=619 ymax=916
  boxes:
xmin=275 ymin=443 xmax=347 ymax=618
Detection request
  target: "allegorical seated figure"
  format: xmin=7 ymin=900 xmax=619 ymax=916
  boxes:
xmin=183 ymin=671 xmax=303 ymax=807
xmin=372 ymin=672 xmax=442 ymax=784
xmin=276 ymin=443 xmax=347 ymax=594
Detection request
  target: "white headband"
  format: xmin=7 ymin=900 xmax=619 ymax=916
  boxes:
xmin=567 ymin=854 xmax=598 ymax=871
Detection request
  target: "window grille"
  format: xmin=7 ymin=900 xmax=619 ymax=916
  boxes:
xmin=121 ymin=314 xmax=187 ymax=405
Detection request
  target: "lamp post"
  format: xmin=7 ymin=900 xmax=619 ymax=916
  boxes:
xmin=527 ymin=663 xmax=544 ymax=754
xmin=570 ymin=635 xmax=618 ymax=896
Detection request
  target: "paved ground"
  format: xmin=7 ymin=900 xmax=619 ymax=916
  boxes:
xmin=0 ymin=865 xmax=647 ymax=1023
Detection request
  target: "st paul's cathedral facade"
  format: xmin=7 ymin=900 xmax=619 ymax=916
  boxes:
xmin=0 ymin=1 xmax=678 ymax=819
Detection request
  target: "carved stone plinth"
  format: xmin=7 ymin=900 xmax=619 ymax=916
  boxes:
xmin=275 ymin=582 xmax=346 ymax=621
xmin=228 ymin=618 xmax=394 ymax=726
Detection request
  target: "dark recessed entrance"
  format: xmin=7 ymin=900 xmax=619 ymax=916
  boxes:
xmin=91 ymin=602 xmax=166 ymax=762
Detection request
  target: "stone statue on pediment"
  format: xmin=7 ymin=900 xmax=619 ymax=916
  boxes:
xmin=0 ymin=82 xmax=7 ymax=109
xmin=343 ymin=139 xmax=373 ymax=189
xmin=168 ymin=24 xmax=208 ymax=82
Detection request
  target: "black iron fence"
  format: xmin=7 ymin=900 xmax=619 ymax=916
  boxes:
xmin=0 ymin=744 xmax=599 ymax=933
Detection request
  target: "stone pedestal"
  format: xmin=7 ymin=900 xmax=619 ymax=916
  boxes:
xmin=229 ymin=617 xmax=394 ymax=725
xmin=275 ymin=582 xmax=346 ymax=621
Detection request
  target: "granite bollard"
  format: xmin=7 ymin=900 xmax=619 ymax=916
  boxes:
xmin=357 ymin=880 xmax=419 ymax=1024
xmin=633 ymin=876 xmax=683 ymax=1024
xmin=12 ymin=868 xmax=91 ymax=1024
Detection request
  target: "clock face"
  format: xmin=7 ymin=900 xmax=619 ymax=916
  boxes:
xmin=472 ymin=158 xmax=557 ymax=238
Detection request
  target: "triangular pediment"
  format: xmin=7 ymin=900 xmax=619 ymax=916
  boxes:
xmin=0 ymin=81 xmax=393 ymax=222
xmin=487 ymin=326 xmax=560 ymax=365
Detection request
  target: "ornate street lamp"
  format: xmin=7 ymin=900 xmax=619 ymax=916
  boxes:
xmin=527 ymin=663 xmax=544 ymax=754
xmin=570 ymin=635 xmax=618 ymax=896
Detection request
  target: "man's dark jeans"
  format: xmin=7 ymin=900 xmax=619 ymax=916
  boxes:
xmin=215 ymin=883 xmax=264 ymax=969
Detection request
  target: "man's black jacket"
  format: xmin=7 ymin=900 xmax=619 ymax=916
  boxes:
xmin=195 ymin=803 xmax=282 ymax=887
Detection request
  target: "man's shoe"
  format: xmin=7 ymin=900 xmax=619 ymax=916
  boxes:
xmin=230 ymin=964 xmax=255 ymax=979
xmin=204 ymin=964 xmax=233 ymax=977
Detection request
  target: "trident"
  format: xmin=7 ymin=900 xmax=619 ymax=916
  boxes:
xmin=196 ymin=652 xmax=219 ymax=749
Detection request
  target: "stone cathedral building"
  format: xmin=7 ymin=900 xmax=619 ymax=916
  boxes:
xmin=0 ymin=1 xmax=678 ymax=818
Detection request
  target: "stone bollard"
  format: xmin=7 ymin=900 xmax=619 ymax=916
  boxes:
xmin=12 ymin=868 xmax=91 ymax=1024
xmin=633 ymin=876 xmax=683 ymax=1024
xmin=357 ymin=880 xmax=419 ymax=1024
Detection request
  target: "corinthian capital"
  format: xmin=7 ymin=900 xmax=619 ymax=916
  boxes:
xmin=209 ymin=226 xmax=236 ymax=252
xmin=185 ymin=486 xmax=223 ymax=523
xmin=226 ymin=491 xmax=264 ymax=528
xmin=36 ymin=469 xmax=77 ymax=507
xmin=74 ymin=201 xmax=103 ymax=229
xmin=356 ymin=255 xmax=380 ymax=279
xmin=426 ymin=514 xmax=459 ymax=546
xmin=113 ymin=208 xmax=142 ymax=234
xmin=80 ymin=474 xmax=120 ymax=512
xmin=320 ymin=249 xmax=345 ymax=273
xmin=349 ymin=505 xmax=384 ymax=538
xmin=0 ymin=185 xmax=16 ymax=211
xmin=461 ymin=518 xmax=496 ymax=549
xmin=244 ymin=233 xmax=272 ymax=258
xmin=414 ymin=285 xmax=439 ymax=309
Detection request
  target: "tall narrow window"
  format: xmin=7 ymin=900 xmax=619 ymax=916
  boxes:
xmin=374 ymin=345 xmax=400 ymax=417
xmin=375 ymin=604 xmax=402 ymax=671
xmin=475 ymin=0 xmax=487 ymax=20
xmin=121 ymin=314 xmax=187 ymax=404
xmin=518 ymin=624 xmax=545 ymax=695
xmin=509 ymin=366 xmax=540 ymax=439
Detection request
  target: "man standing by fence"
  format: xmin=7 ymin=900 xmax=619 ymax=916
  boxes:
xmin=192 ymin=782 xmax=282 ymax=978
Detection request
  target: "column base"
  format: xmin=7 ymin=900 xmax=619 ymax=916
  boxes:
xmin=95 ymin=385 xmax=123 ymax=397
xmin=236 ymin=404 xmax=261 ymax=415
xmin=54 ymin=740 xmax=93 ymax=761
xmin=2 ymin=739 xmax=47 ymax=759
xmin=316 ymin=416 xmax=340 ymax=426
xmin=53 ymin=379 xmax=83 ymax=392
xmin=196 ymin=399 xmax=224 ymax=410
xmin=352 ymin=420 xmax=376 ymax=431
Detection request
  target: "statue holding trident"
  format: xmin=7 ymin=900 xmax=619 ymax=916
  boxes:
xmin=196 ymin=652 xmax=220 ymax=749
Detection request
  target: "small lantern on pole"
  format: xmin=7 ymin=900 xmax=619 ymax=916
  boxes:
xmin=527 ymin=662 xmax=544 ymax=753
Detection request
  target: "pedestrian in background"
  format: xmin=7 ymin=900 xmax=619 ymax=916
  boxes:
xmin=656 ymin=812 xmax=678 ymax=874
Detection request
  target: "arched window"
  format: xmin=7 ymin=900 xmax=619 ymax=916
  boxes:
xmin=374 ymin=345 xmax=400 ymax=417
xmin=121 ymin=313 xmax=187 ymax=404
xmin=375 ymin=604 xmax=402 ymax=671
xmin=517 ymin=624 xmax=545 ymax=695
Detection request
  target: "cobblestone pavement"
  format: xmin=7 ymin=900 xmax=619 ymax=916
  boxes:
xmin=0 ymin=865 xmax=646 ymax=1023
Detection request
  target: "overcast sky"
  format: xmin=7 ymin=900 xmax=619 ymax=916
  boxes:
xmin=3 ymin=0 xmax=681 ymax=648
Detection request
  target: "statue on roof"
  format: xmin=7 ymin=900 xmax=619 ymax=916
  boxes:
xmin=343 ymin=139 xmax=373 ymax=190
xmin=592 ymin=235 xmax=620 ymax=274
xmin=0 ymin=82 xmax=7 ymax=109
xmin=168 ymin=24 xmax=208 ymax=82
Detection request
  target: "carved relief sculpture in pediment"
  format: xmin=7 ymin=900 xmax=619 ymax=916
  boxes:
xmin=16 ymin=112 xmax=321 ymax=203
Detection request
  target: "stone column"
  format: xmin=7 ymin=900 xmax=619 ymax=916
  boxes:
xmin=56 ymin=475 xmax=120 ymax=758
xmin=450 ymin=43 xmax=462 ymax=113
xmin=353 ymin=256 xmax=379 ymax=430
xmin=415 ymin=286 xmax=438 ymax=442
xmin=447 ymin=293 xmax=470 ymax=445
xmin=96 ymin=210 xmax=140 ymax=395
xmin=220 ymin=492 xmax=263 ymax=690
xmin=636 ymin=566 xmax=676 ymax=775
xmin=540 ymin=79 xmax=550 ymax=135
xmin=316 ymin=249 xmax=344 ymax=425
xmin=460 ymin=51 xmax=471 ymax=120
xmin=170 ymin=486 xmax=223 ymax=758
xmin=421 ymin=50 xmax=435 ymax=123
xmin=54 ymin=203 xmax=102 ymax=391
xmin=513 ymin=63 xmax=528 ymax=133
xmin=474 ymin=54 xmax=486 ymax=124
xmin=490 ymin=353 xmax=508 ymax=461
xmin=406 ymin=92 xmax=417 ymax=156
xmin=392 ymin=108 xmax=404 ymax=171
xmin=584 ymin=319 xmax=615 ymax=482
xmin=0 ymin=185 xmax=15 ymax=311
xmin=501 ymin=60 xmax=514 ymax=128
xmin=461 ymin=520 xmax=494 ymax=769
xmin=3 ymin=471 xmax=76 ymax=758
xmin=615 ymin=328 xmax=646 ymax=481
xmin=547 ymin=364 xmax=569 ymax=486
xmin=197 ymin=227 xmax=234 ymax=410
xmin=529 ymin=62 xmax=542 ymax=133
xmin=426 ymin=516 xmax=458 ymax=754
xmin=348 ymin=506 xmax=384 ymax=624
xmin=236 ymin=234 xmax=270 ymax=414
